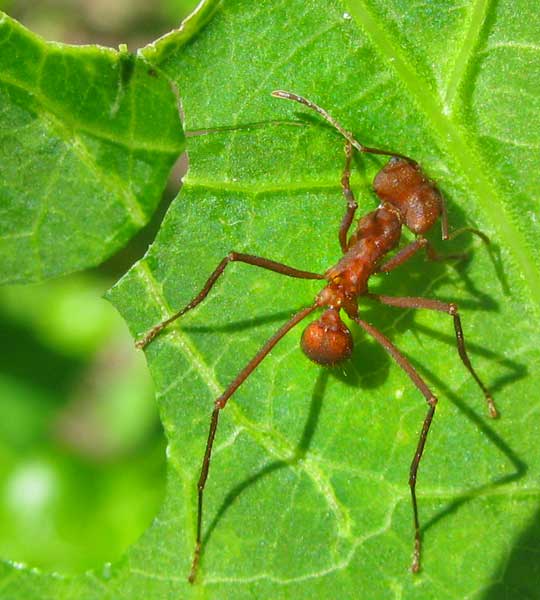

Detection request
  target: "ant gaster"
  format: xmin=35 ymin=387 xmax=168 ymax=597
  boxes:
xmin=136 ymin=90 xmax=499 ymax=582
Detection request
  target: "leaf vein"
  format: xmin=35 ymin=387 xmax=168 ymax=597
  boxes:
xmin=443 ymin=0 xmax=491 ymax=112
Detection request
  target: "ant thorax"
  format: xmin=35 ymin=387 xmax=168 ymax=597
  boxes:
xmin=326 ymin=206 xmax=402 ymax=298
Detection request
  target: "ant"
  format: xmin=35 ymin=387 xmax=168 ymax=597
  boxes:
xmin=136 ymin=90 xmax=499 ymax=582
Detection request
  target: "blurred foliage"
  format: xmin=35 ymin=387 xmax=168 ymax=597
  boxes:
xmin=0 ymin=0 xmax=200 ymax=46
xmin=0 ymin=0 xmax=197 ymax=574
xmin=0 ymin=274 xmax=166 ymax=572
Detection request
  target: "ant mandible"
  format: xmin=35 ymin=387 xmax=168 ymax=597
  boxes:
xmin=136 ymin=90 xmax=499 ymax=583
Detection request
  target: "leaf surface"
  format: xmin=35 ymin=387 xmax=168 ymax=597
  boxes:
xmin=3 ymin=0 xmax=540 ymax=598
xmin=0 ymin=12 xmax=184 ymax=283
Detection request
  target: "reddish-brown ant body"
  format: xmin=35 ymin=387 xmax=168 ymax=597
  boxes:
xmin=137 ymin=90 xmax=498 ymax=582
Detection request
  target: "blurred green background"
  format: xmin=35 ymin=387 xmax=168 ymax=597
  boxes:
xmin=0 ymin=0 xmax=197 ymax=573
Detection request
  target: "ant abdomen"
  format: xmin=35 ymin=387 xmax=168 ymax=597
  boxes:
xmin=374 ymin=157 xmax=442 ymax=235
xmin=301 ymin=308 xmax=353 ymax=366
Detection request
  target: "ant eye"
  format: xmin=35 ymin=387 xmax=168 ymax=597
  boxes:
xmin=301 ymin=315 xmax=353 ymax=366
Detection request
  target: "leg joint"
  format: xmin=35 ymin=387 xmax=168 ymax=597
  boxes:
xmin=448 ymin=302 xmax=459 ymax=316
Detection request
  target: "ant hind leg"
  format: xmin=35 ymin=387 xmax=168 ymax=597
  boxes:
xmin=367 ymin=293 xmax=498 ymax=418
xmin=188 ymin=304 xmax=317 ymax=582
xmin=352 ymin=315 xmax=439 ymax=573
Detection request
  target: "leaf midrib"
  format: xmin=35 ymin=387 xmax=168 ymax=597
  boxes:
xmin=344 ymin=0 xmax=540 ymax=316
xmin=443 ymin=0 xmax=490 ymax=110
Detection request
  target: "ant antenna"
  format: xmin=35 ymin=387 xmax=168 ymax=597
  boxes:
xmin=271 ymin=90 xmax=411 ymax=161
xmin=271 ymin=90 xmax=362 ymax=150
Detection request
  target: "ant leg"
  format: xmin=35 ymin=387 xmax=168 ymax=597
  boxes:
xmin=377 ymin=238 xmax=429 ymax=273
xmin=440 ymin=197 xmax=490 ymax=245
xmin=136 ymin=252 xmax=325 ymax=348
xmin=377 ymin=236 xmax=472 ymax=273
xmin=339 ymin=142 xmax=358 ymax=253
xmin=367 ymin=294 xmax=498 ymax=418
xmin=352 ymin=316 xmax=437 ymax=573
xmin=188 ymin=304 xmax=317 ymax=582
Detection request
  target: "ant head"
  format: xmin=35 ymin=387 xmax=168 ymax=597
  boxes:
xmin=374 ymin=157 xmax=442 ymax=235
xmin=301 ymin=308 xmax=353 ymax=366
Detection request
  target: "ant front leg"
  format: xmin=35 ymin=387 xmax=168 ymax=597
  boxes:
xmin=378 ymin=202 xmax=492 ymax=275
xmin=368 ymin=293 xmax=498 ymax=418
xmin=339 ymin=142 xmax=358 ymax=253
xmin=440 ymin=197 xmax=490 ymax=246
xmin=136 ymin=253 xmax=324 ymax=348
xmin=352 ymin=316 xmax=439 ymax=573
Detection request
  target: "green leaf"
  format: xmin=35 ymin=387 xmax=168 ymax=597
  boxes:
xmin=0 ymin=12 xmax=184 ymax=283
xmin=4 ymin=0 xmax=540 ymax=598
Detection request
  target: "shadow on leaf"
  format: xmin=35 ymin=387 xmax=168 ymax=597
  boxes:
xmin=202 ymin=369 xmax=329 ymax=548
xmin=482 ymin=505 xmax=540 ymax=599
xmin=414 ymin=357 xmax=527 ymax=539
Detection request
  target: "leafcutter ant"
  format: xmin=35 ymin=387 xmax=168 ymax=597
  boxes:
xmin=136 ymin=90 xmax=498 ymax=582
